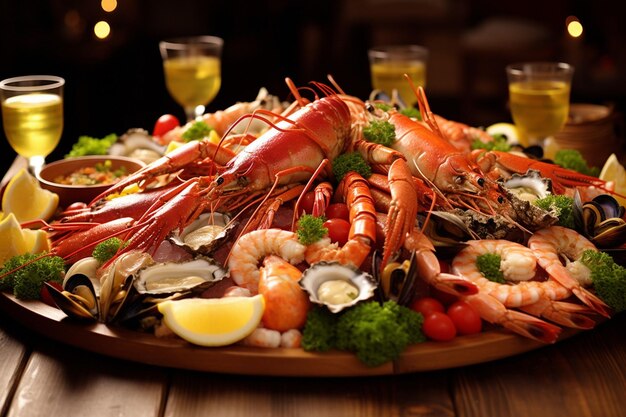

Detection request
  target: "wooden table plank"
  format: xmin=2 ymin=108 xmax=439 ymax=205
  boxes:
xmin=5 ymin=339 xmax=169 ymax=417
xmin=451 ymin=313 xmax=626 ymax=417
xmin=0 ymin=316 xmax=30 ymax=417
xmin=165 ymin=370 xmax=456 ymax=417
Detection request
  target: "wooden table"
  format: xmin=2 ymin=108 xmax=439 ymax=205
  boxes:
xmin=2 ymin=158 xmax=626 ymax=417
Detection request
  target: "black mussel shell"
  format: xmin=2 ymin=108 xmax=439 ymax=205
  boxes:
xmin=372 ymin=250 xmax=419 ymax=306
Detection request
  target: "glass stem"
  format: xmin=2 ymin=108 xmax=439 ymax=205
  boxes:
xmin=184 ymin=105 xmax=205 ymax=122
xmin=28 ymin=155 xmax=45 ymax=177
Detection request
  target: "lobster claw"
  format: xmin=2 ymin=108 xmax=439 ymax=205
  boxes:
xmin=372 ymin=250 xmax=419 ymax=306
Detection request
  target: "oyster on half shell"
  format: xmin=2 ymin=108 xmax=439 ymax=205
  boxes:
xmin=300 ymin=262 xmax=377 ymax=313
xmin=169 ymin=212 xmax=235 ymax=255
xmin=134 ymin=256 xmax=228 ymax=295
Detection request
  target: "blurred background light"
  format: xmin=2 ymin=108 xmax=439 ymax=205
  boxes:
xmin=94 ymin=21 xmax=111 ymax=39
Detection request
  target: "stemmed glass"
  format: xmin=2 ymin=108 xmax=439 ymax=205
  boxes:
xmin=159 ymin=36 xmax=223 ymax=122
xmin=506 ymin=62 xmax=574 ymax=150
xmin=0 ymin=75 xmax=65 ymax=175
xmin=368 ymin=45 xmax=428 ymax=107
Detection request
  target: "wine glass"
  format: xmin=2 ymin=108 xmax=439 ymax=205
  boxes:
xmin=368 ymin=45 xmax=428 ymax=107
xmin=159 ymin=36 xmax=223 ymax=122
xmin=506 ymin=62 xmax=574 ymax=150
xmin=0 ymin=75 xmax=65 ymax=175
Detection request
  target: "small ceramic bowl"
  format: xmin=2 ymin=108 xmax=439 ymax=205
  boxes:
xmin=36 ymin=155 xmax=145 ymax=208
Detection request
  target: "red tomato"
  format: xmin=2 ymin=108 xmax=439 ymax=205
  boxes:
xmin=152 ymin=114 xmax=180 ymax=137
xmin=422 ymin=312 xmax=457 ymax=342
xmin=410 ymin=297 xmax=445 ymax=318
xmin=65 ymin=202 xmax=87 ymax=211
xmin=298 ymin=191 xmax=316 ymax=215
xmin=325 ymin=203 xmax=350 ymax=221
xmin=446 ymin=301 xmax=482 ymax=335
xmin=323 ymin=218 xmax=350 ymax=246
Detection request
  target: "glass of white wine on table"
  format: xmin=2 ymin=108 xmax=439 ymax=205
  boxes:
xmin=159 ymin=36 xmax=223 ymax=122
xmin=506 ymin=62 xmax=574 ymax=154
xmin=0 ymin=75 xmax=64 ymax=176
xmin=368 ymin=45 xmax=428 ymax=107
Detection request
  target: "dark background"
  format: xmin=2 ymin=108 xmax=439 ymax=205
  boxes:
xmin=1 ymin=0 xmax=625 ymax=169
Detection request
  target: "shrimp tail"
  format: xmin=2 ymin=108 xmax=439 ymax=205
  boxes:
xmin=519 ymin=299 xmax=596 ymax=330
xmin=429 ymin=272 xmax=479 ymax=297
xmin=546 ymin=265 xmax=612 ymax=318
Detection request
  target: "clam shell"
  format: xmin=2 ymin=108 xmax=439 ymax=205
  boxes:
xmin=134 ymin=256 xmax=228 ymax=295
xmin=300 ymin=262 xmax=377 ymax=313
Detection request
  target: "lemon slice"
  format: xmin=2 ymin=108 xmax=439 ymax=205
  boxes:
xmin=22 ymin=228 xmax=51 ymax=254
xmin=486 ymin=123 xmax=521 ymax=145
xmin=158 ymin=295 xmax=265 ymax=346
xmin=0 ymin=213 xmax=27 ymax=266
xmin=599 ymin=153 xmax=626 ymax=207
xmin=2 ymin=169 xmax=59 ymax=223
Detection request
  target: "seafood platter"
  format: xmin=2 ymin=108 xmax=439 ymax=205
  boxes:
xmin=1 ymin=80 xmax=625 ymax=376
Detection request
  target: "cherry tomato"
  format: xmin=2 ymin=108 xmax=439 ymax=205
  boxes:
xmin=422 ymin=312 xmax=457 ymax=342
xmin=446 ymin=301 xmax=482 ymax=335
xmin=298 ymin=191 xmax=316 ymax=215
xmin=325 ymin=203 xmax=350 ymax=221
xmin=323 ymin=218 xmax=350 ymax=246
xmin=410 ymin=297 xmax=445 ymax=318
xmin=152 ymin=114 xmax=180 ymax=137
xmin=65 ymin=202 xmax=87 ymax=211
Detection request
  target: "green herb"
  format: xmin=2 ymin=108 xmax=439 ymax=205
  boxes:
xmin=301 ymin=307 xmax=337 ymax=352
xmin=335 ymin=300 xmax=425 ymax=367
xmin=302 ymin=301 xmax=425 ymax=367
xmin=92 ymin=237 xmax=126 ymax=263
xmin=331 ymin=152 xmax=372 ymax=182
xmin=66 ymin=134 xmax=118 ymax=157
xmin=476 ymin=253 xmax=505 ymax=283
xmin=374 ymin=103 xmax=392 ymax=112
xmin=554 ymin=149 xmax=599 ymax=177
xmin=363 ymin=120 xmax=396 ymax=147
xmin=399 ymin=107 xmax=420 ymax=119
xmin=296 ymin=214 xmax=327 ymax=245
xmin=533 ymin=194 xmax=575 ymax=229
xmin=181 ymin=121 xmax=213 ymax=142
xmin=0 ymin=253 xmax=64 ymax=300
xmin=580 ymin=250 xmax=626 ymax=312
xmin=471 ymin=134 xmax=511 ymax=152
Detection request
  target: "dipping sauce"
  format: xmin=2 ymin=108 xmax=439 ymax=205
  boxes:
xmin=53 ymin=160 xmax=128 ymax=185
xmin=317 ymin=280 xmax=359 ymax=305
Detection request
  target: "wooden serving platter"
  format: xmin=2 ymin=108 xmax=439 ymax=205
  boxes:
xmin=0 ymin=291 xmax=565 ymax=377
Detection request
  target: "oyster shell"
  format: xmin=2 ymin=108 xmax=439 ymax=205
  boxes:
xmin=134 ymin=256 xmax=227 ymax=295
xmin=108 ymin=128 xmax=166 ymax=164
xmin=300 ymin=262 xmax=377 ymax=313
xmin=169 ymin=212 xmax=234 ymax=255
xmin=500 ymin=169 xmax=552 ymax=203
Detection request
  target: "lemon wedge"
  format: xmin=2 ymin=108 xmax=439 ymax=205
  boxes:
xmin=599 ymin=153 xmax=626 ymax=207
xmin=22 ymin=228 xmax=51 ymax=254
xmin=158 ymin=295 xmax=265 ymax=346
xmin=2 ymin=169 xmax=59 ymax=223
xmin=0 ymin=213 xmax=28 ymax=266
xmin=486 ymin=123 xmax=521 ymax=145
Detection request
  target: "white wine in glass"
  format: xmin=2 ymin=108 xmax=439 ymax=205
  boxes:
xmin=1 ymin=75 xmax=64 ymax=175
xmin=160 ymin=36 xmax=223 ymax=122
xmin=506 ymin=62 xmax=573 ymax=149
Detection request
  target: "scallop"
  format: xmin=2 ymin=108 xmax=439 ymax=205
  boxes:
xmin=300 ymin=262 xmax=377 ymax=313
xmin=168 ymin=212 xmax=234 ymax=255
xmin=133 ymin=256 xmax=228 ymax=295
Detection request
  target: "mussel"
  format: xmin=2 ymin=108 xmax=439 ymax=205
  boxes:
xmin=45 ymin=273 xmax=100 ymax=321
xmin=372 ymin=250 xmax=419 ymax=306
xmin=576 ymin=193 xmax=626 ymax=248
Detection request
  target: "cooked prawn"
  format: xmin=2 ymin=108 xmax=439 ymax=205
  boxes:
xmin=258 ymin=255 xmax=310 ymax=332
xmin=228 ymin=229 xmax=306 ymax=293
xmin=463 ymin=292 xmax=561 ymax=343
xmin=528 ymin=226 xmax=611 ymax=317
xmin=304 ymin=237 xmax=371 ymax=268
xmin=452 ymin=240 xmax=566 ymax=307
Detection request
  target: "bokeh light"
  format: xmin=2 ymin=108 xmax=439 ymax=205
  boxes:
xmin=101 ymin=0 xmax=117 ymax=12
xmin=94 ymin=21 xmax=111 ymax=39
xmin=566 ymin=16 xmax=584 ymax=38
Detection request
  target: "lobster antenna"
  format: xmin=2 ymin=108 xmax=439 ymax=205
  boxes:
xmin=326 ymin=74 xmax=346 ymax=95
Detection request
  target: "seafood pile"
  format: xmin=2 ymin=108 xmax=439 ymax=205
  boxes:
xmin=6 ymin=78 xmax=626 ymax=357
